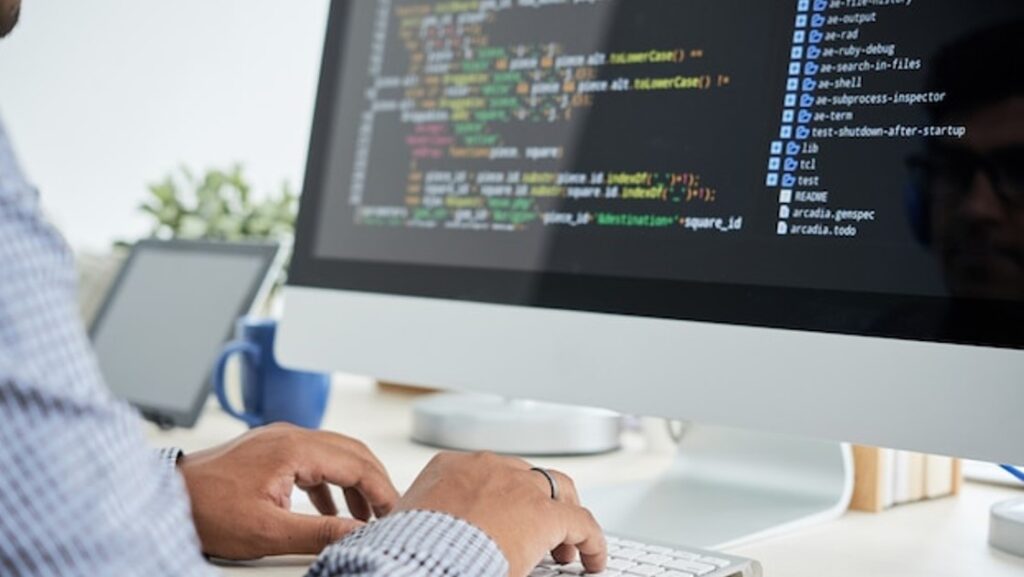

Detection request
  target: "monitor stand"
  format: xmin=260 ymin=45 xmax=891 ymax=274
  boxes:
xmin=583 ymin=424 xmax=853 ymax=549
xmin=411 ymin=393 xmax=852 ymax=548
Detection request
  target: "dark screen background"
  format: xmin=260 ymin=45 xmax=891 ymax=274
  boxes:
xmin=293 ymin=0 xmax=1024 ymax=349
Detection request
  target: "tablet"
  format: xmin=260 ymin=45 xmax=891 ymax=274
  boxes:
xmin=89 ymin=239 xmax=279 ymax=428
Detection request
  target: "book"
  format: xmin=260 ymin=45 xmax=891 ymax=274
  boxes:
xmin=924 ymin=455 xmax=955 ymax=499
xmin=850 ymin=446 xmax=960 ymax=513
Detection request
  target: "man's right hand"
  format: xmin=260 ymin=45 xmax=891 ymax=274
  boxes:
xmin=396 ymin=452 xmax=608 ymax=577
xmin=179 ymin=423 xmax=399 ymax=560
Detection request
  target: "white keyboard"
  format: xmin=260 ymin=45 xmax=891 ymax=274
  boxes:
xmin=531 ymin=535 xmax=762 ymax=577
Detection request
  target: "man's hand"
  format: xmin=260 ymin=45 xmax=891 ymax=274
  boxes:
xmin=178 ymin=423 xmax=399 ymax=560
xmin=396 ymin=452 xmax=607 ymax=577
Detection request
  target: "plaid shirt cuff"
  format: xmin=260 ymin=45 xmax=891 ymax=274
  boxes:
xmin=307 ymin=510 xmax=508 ymax=577
xmin=157 ymin=447 xmax=184 ymax=469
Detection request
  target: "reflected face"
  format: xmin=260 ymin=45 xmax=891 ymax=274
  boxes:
xmin=929 ymin=97 xmax=1024 ymax=300
xmin=0 ymin=0 xmax=20 ymax=38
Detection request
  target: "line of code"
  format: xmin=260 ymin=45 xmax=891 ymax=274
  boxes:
xmin=348 ymin=0 xmax=742 ymax=235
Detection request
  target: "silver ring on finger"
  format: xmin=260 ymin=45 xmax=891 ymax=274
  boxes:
xmin=530 ymin=467 xmax=560 ymax=501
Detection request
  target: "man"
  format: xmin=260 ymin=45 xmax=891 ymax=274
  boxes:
xmin=0 ymin=2 xmax=607 ymax=576
xmin=914 ymin=20 xmax=1024 ymax=302
xmin=883 ymin=20 xmax=1024 ymax=346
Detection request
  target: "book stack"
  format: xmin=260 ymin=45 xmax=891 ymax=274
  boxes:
xmin=850 ymin=446 xmax=963 ymax=512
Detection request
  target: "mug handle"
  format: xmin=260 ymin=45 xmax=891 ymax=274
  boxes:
xmin=213 ymin=341 xmax=263 ymax=427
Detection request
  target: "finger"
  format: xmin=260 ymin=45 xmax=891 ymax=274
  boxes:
xmin=264 ymin=510 xmax=365 ymax=556
xmin=316 ymin=431 xmax=393 ymax=480
xmin=552 ymin=543 xmax=578 ymax=565
xmin=296 ymin=438 xmax=400 ymax=518
xmin=524 ymin=469 xmax=582 ymax=564
xmin=314 ymin=434 xmax=401 ymax=515
xmin=524 ymin=468 xmax=579 ymax=506
xmin=344 ymin=487 xmax=372 ymax=522
xmin=548 ymin=470 xmax=581 ymax=563
xmin=302 ymin=483 xmax=339 ymax=516
xmin=547 ymin=469 xmax=580 ymax=505
xmin=558 ymin=506 xmax=607 ymax=574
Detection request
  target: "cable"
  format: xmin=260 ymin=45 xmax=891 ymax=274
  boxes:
xmin=665 ymin=419 xmax=688 ymax=445
xmin=1001 ymin=465 xmax=1024 ymax=484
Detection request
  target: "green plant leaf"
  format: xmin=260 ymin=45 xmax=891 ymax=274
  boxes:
xmin=135 ymin=163 xmax=299 ymax=288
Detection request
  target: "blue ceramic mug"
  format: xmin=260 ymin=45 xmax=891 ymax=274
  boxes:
xmin=213 ymin=317 xmax=330 ymax=429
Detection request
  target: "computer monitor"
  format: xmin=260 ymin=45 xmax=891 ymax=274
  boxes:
xmin=280 ymin=0 xmax=1024 ymax=477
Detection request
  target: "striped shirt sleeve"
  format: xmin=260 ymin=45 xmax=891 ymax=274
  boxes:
xmin=0 ymin=116 xmax=215 ymax=577
xmin=158 ymin=447 xmax=184 ymax=468
xmin=307 ymin=510 xmax=509 ymax=577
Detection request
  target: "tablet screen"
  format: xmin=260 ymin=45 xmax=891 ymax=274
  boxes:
xmin=91 ymin=242 xmax=275 ymax=423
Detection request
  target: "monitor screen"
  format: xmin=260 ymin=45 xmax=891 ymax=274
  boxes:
xmin=292 ymin=0 xmax=1024 ymax=349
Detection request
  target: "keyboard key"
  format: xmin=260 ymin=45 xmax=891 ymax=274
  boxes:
xmin=615 ymin=548 xmax=647 ymax=560
xmin=637 ymin=554 xmax=672 ymax=566
xmin=660 ymin=572 xmax=696 ymax=577
xmin=529 ymin=568 xmax=558 ymax=577
xmin=666 ymin=549 xmax=701 ymax=561
xmin=699 ymin=556 xmax=732 ymax=568
xmin=555 ymin=563 xmax=586 ymax=575
xmin=664 ymin=559 xmax=717 ymax=575
xmin=643 ymin=544 xmax=675 ymax=555
xmin=607 ymin=558 xmax=637 ymax=572
xmin=624 ymin=563 xmax=665 ymax=576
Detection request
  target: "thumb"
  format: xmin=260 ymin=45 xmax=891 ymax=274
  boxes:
xmin=265 ymin=511 xmax=365 ymax=556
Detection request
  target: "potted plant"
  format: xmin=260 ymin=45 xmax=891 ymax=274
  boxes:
xmin=77 ymin=165 xmax=297 ymax=323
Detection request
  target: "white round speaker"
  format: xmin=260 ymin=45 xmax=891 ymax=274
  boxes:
xmin=411 ymin=393 xmax=623 ymax=456
xmin=990 ymin=497 xmax=1024 ymax=558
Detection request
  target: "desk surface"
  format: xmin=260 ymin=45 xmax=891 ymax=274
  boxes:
xmin=147 ymin=377 xmax=1024 ymax=577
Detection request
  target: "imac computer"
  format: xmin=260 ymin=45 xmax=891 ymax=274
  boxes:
xmin=279 ymin=0 xmax=1024 ymax=550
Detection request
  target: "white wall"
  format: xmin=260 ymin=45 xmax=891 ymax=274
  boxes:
xmin=0 ymin=0 xmax=329 ymax=250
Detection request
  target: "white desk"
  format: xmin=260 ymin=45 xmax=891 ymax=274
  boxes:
xmin=147 ymin=377 xmax=1024 ymax=576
